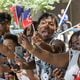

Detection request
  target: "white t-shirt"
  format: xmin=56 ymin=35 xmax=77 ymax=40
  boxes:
xmin=0 ymin=78 xmax=6 ymax=80
xmin=64 ymin=49 xmax=80 ymax=80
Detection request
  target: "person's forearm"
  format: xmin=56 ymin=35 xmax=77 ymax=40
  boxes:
xmin=29 ymin=46 xmax=69 ymax=68
xmin=39 ymin=41 xmax=54 ymax=53
xmin=21 ymin=37 xmax=69 ymax=68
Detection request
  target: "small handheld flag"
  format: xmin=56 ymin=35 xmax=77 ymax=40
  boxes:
xmin=21 ymin=9 xmax=32 ymax=29
xmin=10 ymin=5 xmax=24 ymax=26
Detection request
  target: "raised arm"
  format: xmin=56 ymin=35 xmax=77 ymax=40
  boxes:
xmin=18 ymin=34 xmax=69 ymax=68
xmin=31 ymin=46 xmax=69 ymax=68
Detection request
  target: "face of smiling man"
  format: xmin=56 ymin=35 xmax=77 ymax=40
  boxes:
xmin=3 ymin=39 xmax=16 ymax=51
xmin=38 ymin=16 xmax=57 ymax=40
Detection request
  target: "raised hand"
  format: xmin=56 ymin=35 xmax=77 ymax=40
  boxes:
xmin=18 ymin=33 xmax=33 ymax=51
xmin=32 ymin=32 xmax=43 ymax=45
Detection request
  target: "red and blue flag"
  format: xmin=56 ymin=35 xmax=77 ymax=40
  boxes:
xmin=21 ymin=9 xmax=32 ymax=28
xmin=10 ymin=5 xmax=24 ymax=25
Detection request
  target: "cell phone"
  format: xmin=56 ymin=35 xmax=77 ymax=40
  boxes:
xmin=15 ymin=46 xmax=24 ymax=59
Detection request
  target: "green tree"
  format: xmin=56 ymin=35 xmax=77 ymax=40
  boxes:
xmin=0 ymin=0 xmax=59 ymax=14
xmin=0 ymin=0 xmax=60 ymax=28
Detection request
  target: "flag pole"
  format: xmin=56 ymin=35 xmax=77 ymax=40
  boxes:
xmin=32 ymin=23 xmax=36 ymax=33
xmin=15 ymin=6 xmax=20 ymax=29
xmin=49 ymin=23 xmax=80 ymax=44
xmin=58 ymin=23 xmax=80 ymax=35
xmin=49 ymin=0 xmax=72 ymax=44
xmin=59 ymin=0 xmax=72 ymax=27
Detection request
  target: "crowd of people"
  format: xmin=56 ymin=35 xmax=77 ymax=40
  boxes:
xmin=0 ymin=10 xmax=80 ymax=80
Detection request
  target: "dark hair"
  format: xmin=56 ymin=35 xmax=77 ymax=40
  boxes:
xmin=23 ymin=26 xmax=34 ymax=37
xmin=51 ymin=39 xmax=65 ymax=53
xmin=4 ymin=33 xmax=19 ymax=45
xmin=0 ymin=12 xmax=11 ymax=24
xmin=37 ymin=12 xmax=58 ymax=28
xmin=69 ymin=31 xmax=80 ymax=48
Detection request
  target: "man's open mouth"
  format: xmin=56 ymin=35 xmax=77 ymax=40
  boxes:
xmin=42 ymin=31 xmax=49 ymax=36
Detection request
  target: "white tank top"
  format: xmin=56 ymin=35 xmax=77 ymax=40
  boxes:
xmin=64 ymin=49 xmax=80 ymax=80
